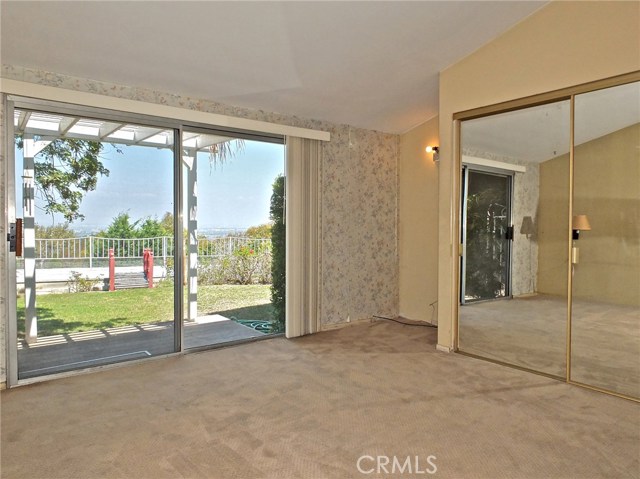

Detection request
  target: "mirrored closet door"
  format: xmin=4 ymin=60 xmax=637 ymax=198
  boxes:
xmin=458 ymin=100 xmax=571 ymax=379
xmin=457 ymin=76 xmax=640 ymax=401
xmin=570 ymin=81 xmax=640 ymax=398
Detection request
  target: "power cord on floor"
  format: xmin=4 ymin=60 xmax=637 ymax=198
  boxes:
xmin=373 ymin=315 xmax=438 ymax=328
xmin=429 ymin=300 xmax=438 ymax=324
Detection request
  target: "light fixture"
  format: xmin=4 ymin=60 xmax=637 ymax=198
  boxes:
xmin=520 ymin=216 xmax=536 ymax=293
xmin=425 ymin=145 xmax=439 ymax=162
xmin=520 ymin=216 xmax=535 ymax=238
xmin=572 ymin=214 xmax=591 ymax=240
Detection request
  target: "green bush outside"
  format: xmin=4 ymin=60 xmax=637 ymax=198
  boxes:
xmin=270 ymin=175 xmax=286 ymax=333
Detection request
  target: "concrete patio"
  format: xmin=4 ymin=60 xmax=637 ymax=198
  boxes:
xmin=17 ymin=315 xmax=270 ymax=380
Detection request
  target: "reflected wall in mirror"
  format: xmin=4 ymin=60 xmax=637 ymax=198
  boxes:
xmin=571 ymin=81 xmax=640 ymax=399
xmin=459 ymin=100 xmax=570 ymax=378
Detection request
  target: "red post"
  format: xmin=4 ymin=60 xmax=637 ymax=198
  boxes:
xmin=143 ymin=248 xmax=154 ymax=288
xmin=147 ymin=251 xmax=154 ymax=288
xmin=108 ymin=248 xmax=115 ymax=291
xmin=143 ymin=248 xmax=148 ymax=278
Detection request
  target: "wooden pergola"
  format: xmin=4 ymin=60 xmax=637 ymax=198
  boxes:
xmin=14 ymin=109 xmax=232 ymax=343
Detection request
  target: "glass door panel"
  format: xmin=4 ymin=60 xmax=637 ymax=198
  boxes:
xmin=13 ymin=108 xmax=177 ymax=379
xmin=462 ymin=169 xmax=511 ymax=303
xmin=181 ymin=131 xmax=285 ymax=349
xmin=458 ymin=100 xmax=571 ymax=377
xmin=570 ymin=81 xmax=640 ymax=398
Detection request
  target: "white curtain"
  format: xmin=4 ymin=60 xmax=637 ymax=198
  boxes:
xmin=285 ymin=136 xmax=322 ymax=338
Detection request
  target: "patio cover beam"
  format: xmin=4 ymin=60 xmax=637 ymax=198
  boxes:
xmin=22 ymin=135 xmax=51 ymax=344
xmin=183 ymin=147 xmax=198 ymax=322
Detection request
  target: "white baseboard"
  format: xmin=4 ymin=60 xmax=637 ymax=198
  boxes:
xmin=436 ymin=344 xmax=452 ymax=353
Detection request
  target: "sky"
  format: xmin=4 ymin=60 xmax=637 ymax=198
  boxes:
xmin=15 ymin=139 xmax=285 ymax=235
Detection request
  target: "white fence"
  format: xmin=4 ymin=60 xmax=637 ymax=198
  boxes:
xmin=29 ymin=236 xmax=271 ymax=268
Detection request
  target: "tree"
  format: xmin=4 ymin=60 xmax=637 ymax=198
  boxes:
xmin=35 ymin=223 xmax=76 ymax=239
xmin=207 ymin=139 xmax=245 ymax=170
xmin=270 ymin=175 xmax=286 ymax=333
xmin=16 ymin=137 xmax=109 ymax=222
xmin=101 ymin=212 xmax=139 ymax=239
xmin=465 ymin=188 xmax=508 ymax=300
xmin=138 ymin=217 xmax=167 ymax=238
xmin=244 ymin=223 xmax=272 ymax=239
xmin=159 ymin=212 xmax=174 ymax=236
xmin=99 ymin=212 xmax=174 ymax=240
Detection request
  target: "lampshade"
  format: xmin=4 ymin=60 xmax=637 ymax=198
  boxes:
xmin=572 ymin=214 xmax=591 ymax=231
xmin=520 ymin=216 xmax=535 ymax=235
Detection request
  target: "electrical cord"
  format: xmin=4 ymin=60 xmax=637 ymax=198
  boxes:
xmin=373 ymin=315 xmax=437 ymax=328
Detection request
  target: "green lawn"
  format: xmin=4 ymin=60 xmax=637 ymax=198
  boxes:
xmin=17 ymin=283 xmax=273 ymax=337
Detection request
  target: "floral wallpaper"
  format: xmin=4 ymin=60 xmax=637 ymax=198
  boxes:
xmin=322 ymin=126 xmax=399 ymax=322
xmin=462 ymin=148 xmax=539 ymax=296
xmin=511 ymin=160 xmax=540 ymax=296
xmin=0 ymin=64 xmax=400 ymax=382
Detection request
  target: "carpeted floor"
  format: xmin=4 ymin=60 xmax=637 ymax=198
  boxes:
xmin=1 ymin=320 xmax=639 ymax=479
xmin=459 ymin=294 xmax=640 ymax=398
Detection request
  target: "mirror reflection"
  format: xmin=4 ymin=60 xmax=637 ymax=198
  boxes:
xmin=459 ymin=100 xmax=571 ymax=378
xmin=571 ymin=81 xmax=640 ymax=398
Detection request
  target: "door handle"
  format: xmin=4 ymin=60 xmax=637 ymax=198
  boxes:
xmin=7 ymin=219 xmax=22 ymax=256
xmin=505 ymin=225 xmax=514 ymax=241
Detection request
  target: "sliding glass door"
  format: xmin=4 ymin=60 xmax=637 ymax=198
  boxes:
xmin=11 ymin=106 xmax=178 ymax=379
xmin=461 ymin=168 xmax=512 ymax=303
xmin=5 ymin=98 xmax=290 ymax=385
xmin=181 ymin=130 xmax=285 ymax=350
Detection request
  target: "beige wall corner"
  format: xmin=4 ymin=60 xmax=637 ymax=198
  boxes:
xmin=437 ymin=1 xmax=640 ymax=350
xmin=398 ymin=116 xmax=439 ymax=323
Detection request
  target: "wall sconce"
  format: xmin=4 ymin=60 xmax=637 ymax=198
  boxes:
xmin=571 ymin=214 xmax=591 ymax=265
xmin=520 ymin=216 xmax=535 ymax=239
xmin=520 ymin=216 xmax=536 ymax=293
xmin=425 ymin=146 xmax=439 ymax=162
xmin=572 ymin=214 xmax=591 ymax=240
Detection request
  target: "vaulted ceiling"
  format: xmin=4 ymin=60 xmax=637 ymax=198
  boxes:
xmin=463 ymin=81 xmax=640 ymax=163
xmin=1 ymin=1 xmax=547 ymax=133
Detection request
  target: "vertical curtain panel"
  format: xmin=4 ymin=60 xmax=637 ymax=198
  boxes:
xmin=285 ymin=136 xmax=322 ymax=338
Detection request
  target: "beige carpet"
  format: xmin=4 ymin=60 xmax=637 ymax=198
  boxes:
xmin=459 ymin=294 xmax=640 ymax=398
xmin=1 ymin=320 xmax=639 ymax=479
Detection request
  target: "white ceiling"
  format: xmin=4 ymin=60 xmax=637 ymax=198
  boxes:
xmin=462 ymin=81 xmax=640 ymax=163
xmin=0 ymin=1 xmax=546 ymax=134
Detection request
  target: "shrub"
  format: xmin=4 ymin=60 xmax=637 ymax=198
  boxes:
xmin=197 ymin=241 xmax=272 ymax=285
xmin=165 ymin=256 xmax=175 ymax=279
xmin=270 ymin=175 xmax=286 ymax=333
xmin=244 ymin=223 xmax=272 ymax=239
xmin=67 ymin=271 xmax=99 ymax=293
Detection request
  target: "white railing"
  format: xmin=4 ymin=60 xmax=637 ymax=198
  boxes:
xmin=31 ymin=236 xmax=271 ymax=268
xmin=197 ymin=237 xmax=270 ymax=257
